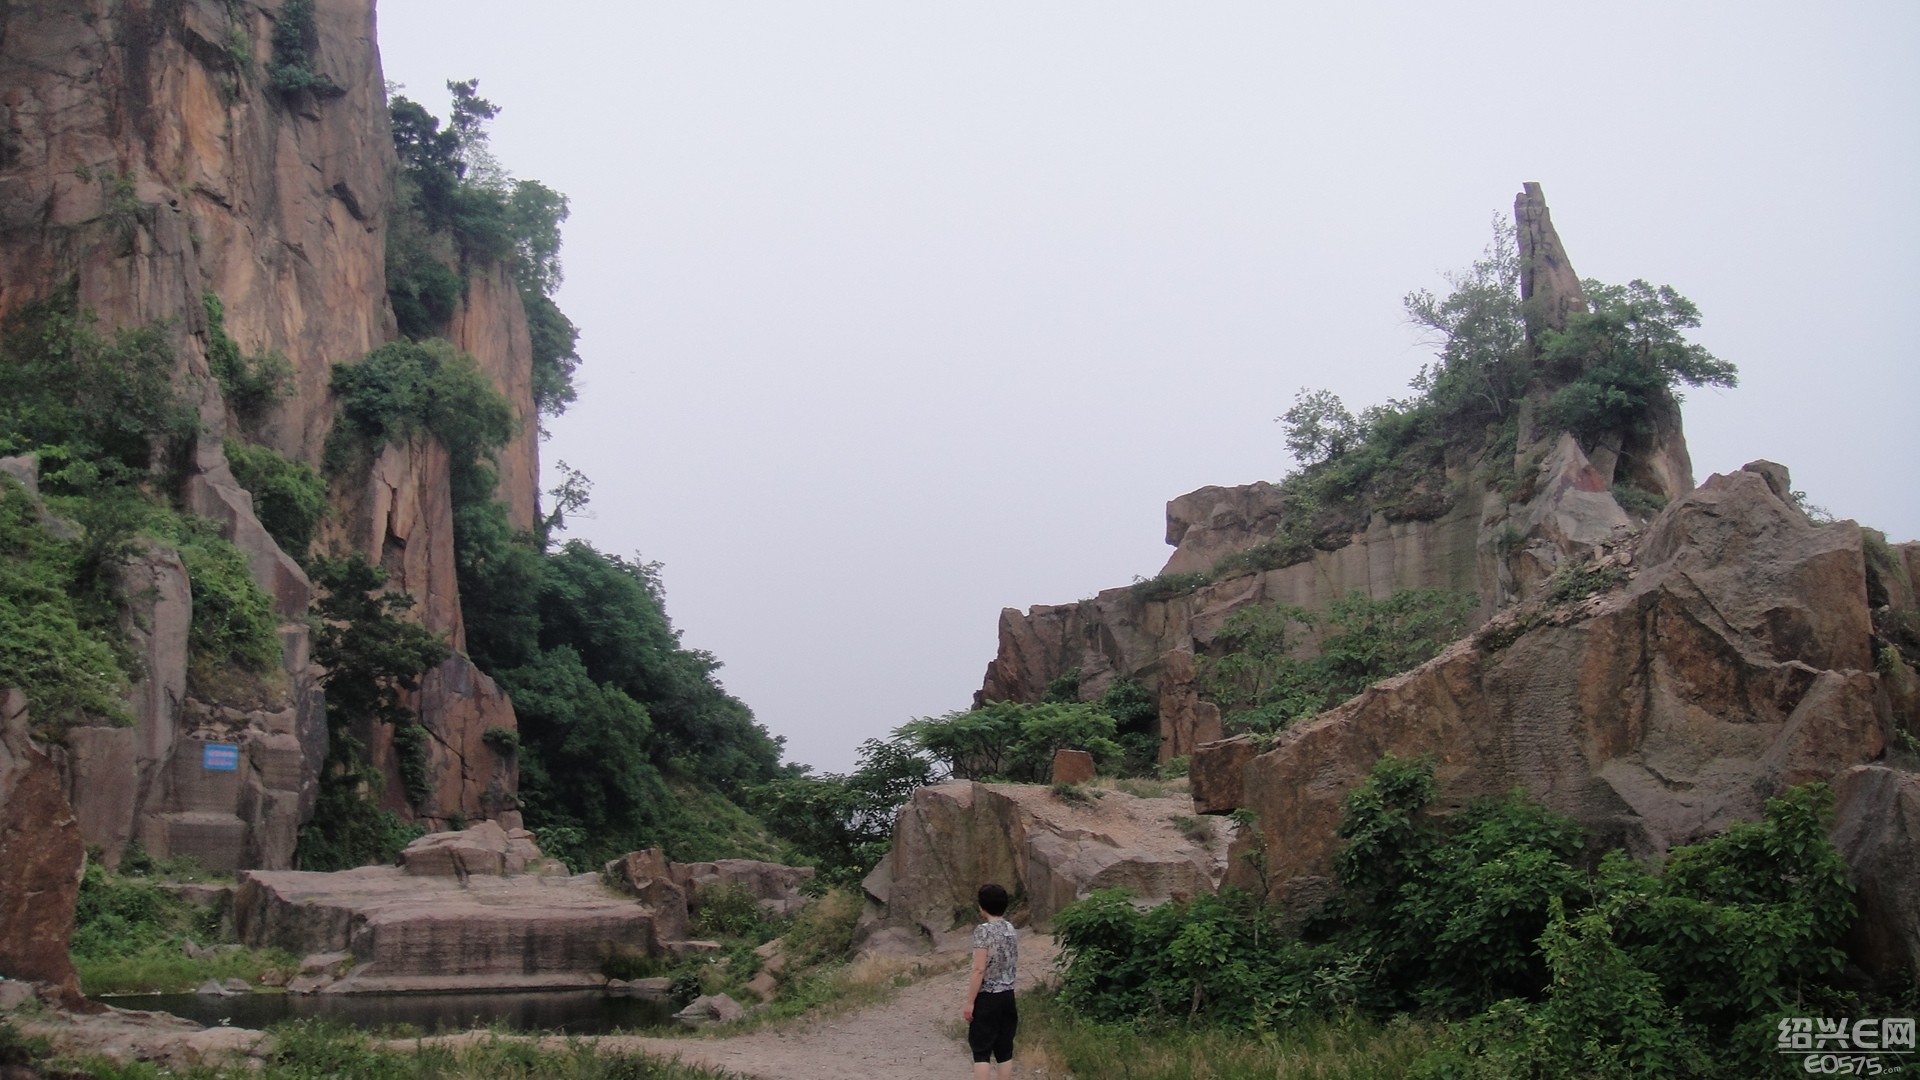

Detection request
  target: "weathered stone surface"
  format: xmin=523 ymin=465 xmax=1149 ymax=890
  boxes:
xmin=675 ymin=993 xmax=746 ymax=1026
xmin=1161 ymin=482 xmax=1293 ymax=576
xmin=1156 ymin=649 xmax=1224 ymax=762
xmin=1189 ymin=735 xmax=1259 ymax=815
xmin=0 ymin=455 xmax=38 ymax=495
xmin=1831 ymin=766 xmax=1920 ymax=980
xmin=374 ymin=656 xmax=518 ymax=828
xmin=1200 ymin=463 xmax=1890 ymax=918
xmin=1050 ymin=750 xmax=1095 ymax=786
xmin=0 ymin=690 xmax=84 ymax=1002
xmin=673 ymin=860 xmax=816 ymax=920
xmin=400 ymin=820 xmax=523 ymax=878
xmin=235 ymin=865 xmax=654 ymax=992
xmin=450 ymin=263 xmax=539 ymax=533
xmin=603 ymin=849 xmax=692 ymax=945
xmin=858 ymin=781 xmax=1226 ymax=951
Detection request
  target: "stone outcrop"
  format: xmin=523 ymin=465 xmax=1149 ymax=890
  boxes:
xmin=672 ymin=859 xmax=817 ymax=921
xmin=0 ymin=690 xmax=85 ymax=1003
xmin=235 ymin=827 xmax=653 ymax=993
xmin=450 ymin=263 xmax=540 ymax=533
xmin=603 ymin=849 xmax=692 ymax=945
xmin=1832 ymin=766 xmax=1920 ymax=981
xmin=977 ymin=185 xmax=1702 ymax=766
xmin=1050 ymin=749 xmax=1095 ymax=786
xmin=1194 ymin=463 xmax=1895 ymax=927
xmin=858 ymin=781 xmax=1228 ymax=952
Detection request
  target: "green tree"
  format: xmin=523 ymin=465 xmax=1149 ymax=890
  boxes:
xmin=1541 ymin=279 xmax=1738 ymax=442
xmin=755 ymin=738 xmax=936 ymax=882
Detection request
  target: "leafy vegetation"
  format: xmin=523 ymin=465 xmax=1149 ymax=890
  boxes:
xmin=1538 ymin=279 xmax=1738 ymax=443
xmin=385 ymin=80 xmax=580 ymax=415
xmin=0 ymin=478 xmax=132 ymax=734
xmin=267 ymin=0 xmax=342 ymax=98
xmin=1198 ymin=588 xmax=1473 ymax=735
xmin=897 ymin=699 xmax=1123 ymax=782
xmin=0 ymin=293 xmax=197 ymax=494
xmin=147 ymin=509 xmax=284 ymax=688
xmin=754 ymin=737 xmax=935 ymax=883
xmin=1052 ymin=754 xmax=1865 ymax=1078
xmin=71 ymin=858 xmax=297 ymax=995
xmin=225 ymin=438 xmax=327 ymax=559
xmin=203 ymin=292 xmax=292 ymax=433
xmin=297 ymin=555 xmax=446 ymax=869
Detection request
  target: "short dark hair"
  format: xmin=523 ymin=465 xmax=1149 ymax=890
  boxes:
xmin=978 ymin=882 xmax=1010 ymax=917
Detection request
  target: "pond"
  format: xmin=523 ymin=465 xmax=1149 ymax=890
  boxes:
xmin=95 ymin=989 xmax=680 ymax=1034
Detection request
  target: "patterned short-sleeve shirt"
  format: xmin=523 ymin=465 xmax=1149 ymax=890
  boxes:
xmin=972 ymin=919 xmax=1018 ymax=994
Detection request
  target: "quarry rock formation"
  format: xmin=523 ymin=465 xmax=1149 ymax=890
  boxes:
xmin=235 ymin=826 xmax=646 ymax=993
xmin=857 ymin=781 xmax=1229 ymax=952
xmin=0 ymin=0 xmax=537 ymax=861
xmin=0 ymin=690 xmax=85 ymax=1003
xmin=977 ymin=184 xmax=1694 ymax=765
xmin=1193 ymin=463 xmax=1908 ymax=933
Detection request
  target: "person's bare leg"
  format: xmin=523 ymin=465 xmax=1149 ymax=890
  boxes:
xmin=993 ymin=1061 xmax=1014 ymax=1079
xmin=973 ymin=1062 xmax=991 ymax=1080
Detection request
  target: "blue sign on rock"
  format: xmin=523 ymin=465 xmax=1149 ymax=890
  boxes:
xmin=202 ymin=743 xmax=240 ymax=771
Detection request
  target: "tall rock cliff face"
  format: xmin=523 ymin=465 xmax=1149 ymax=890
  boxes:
xmin=979 ymin=185 xmax=1691 ymax=760
xmin=0 ymin=0 xmax=532 ymax=864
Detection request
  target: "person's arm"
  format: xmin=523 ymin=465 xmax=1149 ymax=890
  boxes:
xmin=963 ymin=946 xmax=987 ymax=1021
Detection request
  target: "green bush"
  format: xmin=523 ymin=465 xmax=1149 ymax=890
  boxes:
xmin=0 ymin=296 xmax=198 ymax=492
xmin=202 ymin=293 xmax=291 ymax=431
xmin=149 ymin=511 xmax=283 ymax=680
xmin=691 ymin=882 xmax=773 ymax=941
xmin=267 ymin=0 xmax=342 ymax=98
xmin=0 ymin=480 xmax=131 ymax=734
xmin=754 ymin=737 xmax=934 ymax=883
xmin=224 ymin=438 xmax=327 ymax=559
xmin=327 ymin=338 xmax=515 ymax=478
xmin=897 ymin=700 xmax=1123 ymax=782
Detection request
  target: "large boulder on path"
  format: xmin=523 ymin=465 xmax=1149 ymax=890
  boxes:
xmin=858 ymin=780 xmax=1228 ymax=951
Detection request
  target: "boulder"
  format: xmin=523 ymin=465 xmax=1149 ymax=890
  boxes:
xmin=1156 ymin=649 xmax=1224 ymax=762
xmin=603 ymin=849 xmax=691 ymax=944
xmin=0 ymin=690 xmax=85 ymax=1003
xmin=1189 ymin=735 xmax=1259 ymax=815
xmin=675 ymin=993 xmax=746 ymax=1026
xmin=1050 ymin=750 xmax=1095 ymax=786
xmin=859 ymin=780 xmax=1226 ymax=950
xmin=1199 ymin=463 xmax=1892 ymax=920
xmin=1831 ymin=766 xmax=1920 ymax=980
xmin=400 ymin=820 xmax=524 ymax=878
xmin=673 ymin=859 xmax=815 ymax=920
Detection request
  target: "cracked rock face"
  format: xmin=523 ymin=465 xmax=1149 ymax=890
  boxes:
xmin=1195 ymin=463 xmax=1895 ymax=929
xmin=0 ymin=690 xmax=85 ymax=1001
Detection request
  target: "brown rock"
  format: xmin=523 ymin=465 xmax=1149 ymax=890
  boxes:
xmin=1219 ymin=463 xmax=1891 ymax=915
xmin=449 ymin=264 xmax=539 ymax=533
xmin=603 ymin=849 xmax=691 ymax=945
xmin=1050 ymin=750 xmax=1094 ymax=786
xmin=0 ymin=690 xmax=85 ymax=1003
xmin=1160 ymin=483 xmax=1294 ymax=576
xmin=673 ymin=860 xmax=815 ymax=920
xmin=1155 ymin=649 xmax=1224 ymax=764
xmin=399 ymin=820 xmax=520 ymax=878
xmin=1832 ymin=766 xmax=1920 ymax=980
xmin=1189 ymin=736 xmax=1259 ymax=815
xmin=234 ymin=864 xmax=655 ymax=992
xmin=859 ymin=780 xmax=1224 ymax=948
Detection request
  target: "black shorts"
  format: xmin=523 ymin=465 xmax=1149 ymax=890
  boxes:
xmin=968 ymin=989 xmax=1017 ymax=1063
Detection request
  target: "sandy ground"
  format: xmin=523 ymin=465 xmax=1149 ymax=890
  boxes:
xmin=594 ymin=931 xmax=1059 ymax=1080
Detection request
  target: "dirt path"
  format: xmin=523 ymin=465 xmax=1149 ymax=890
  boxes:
xmin=597 ymin=932 xmax=1058 ymax=1080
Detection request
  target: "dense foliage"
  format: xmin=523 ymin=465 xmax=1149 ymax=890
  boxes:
xmin=224 ymin=438 xmax=327 ymax=559
xmin=0 ymin=479 xmax=131 ymax=733
xmin=754 ymin=737 xmax=937 ymax=883
xmin=386 ymin=80 xmax=580 ymax=415
xmin=1199 ymin=588 xmax=1473 ymax=734
xmin=202 ymin=292 xmax=291 ymax=433
xmin=297 ymin=555 xmax=446 ymax=869
xmin=898 ymin=699 xmax=1124 ymax=782
xmin=1053 ymin=755 xmax=1864 ymax=1078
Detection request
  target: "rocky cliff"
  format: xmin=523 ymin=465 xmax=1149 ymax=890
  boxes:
xmin=0 ymin=0 xmax=534 ymax=869
xmin=980 ymin=184 xmax=1691 ymax=760
xmin=1189 ymin=460 xmax=1920 ymax=971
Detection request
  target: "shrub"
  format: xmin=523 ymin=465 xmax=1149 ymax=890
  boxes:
xmin=898 ymin=700 xmax=1123 ymax=782
xmin=1541 ymin=561 xmax=1626 ymax=607
xmin=202 ymin=292 xmax=291 ymax=431
xmin=691 ymin=882 xmax=772 ymax=941
xmin=327 ymin=338 xmax=515 ymax=478
xmin=1129 ymin=570 xmax=1212 ymax=603
xmin=268 ymin=0 xmax=342 ymax=98
xmin=149 ymin=511 xmax=283 ymax=681
xmin=0 ymin=479 xmax=131 ymax=734
xmin=1540 ymin=279 xmax=1737 ymax=443
xmin=224 ymin=438 xmax=327 ymax=559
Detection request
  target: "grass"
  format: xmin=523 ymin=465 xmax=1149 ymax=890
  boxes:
xmin=70 ymin=858 xmax=298 ymax=995
xmin=1014 ymin=990 xmax=1439 ymax=1079
xmin=54 ymin=1020 xmax=748 ymax=1080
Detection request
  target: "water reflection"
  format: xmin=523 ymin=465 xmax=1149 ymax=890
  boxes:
xmin=95 ymin=989 xmax=677 ymax=1035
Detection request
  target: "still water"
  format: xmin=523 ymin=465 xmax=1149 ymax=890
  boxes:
xmin=95 ymin=989 xmax=678 ymax=1034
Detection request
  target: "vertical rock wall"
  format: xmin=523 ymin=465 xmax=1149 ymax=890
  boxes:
xmin=0 ymin=0 xmax=529 ymax=860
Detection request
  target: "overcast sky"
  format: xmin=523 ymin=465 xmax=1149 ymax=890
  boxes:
xmin=375 ymin=2 xmax=1920 ymax=774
